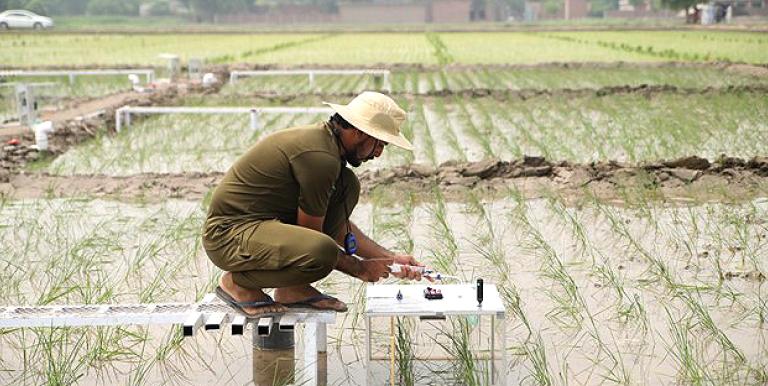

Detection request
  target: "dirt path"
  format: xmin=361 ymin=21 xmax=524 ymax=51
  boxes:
xmin=0 ymin=91 xmax=143 ymax=142
xmin=3 ymin=156 xmax=766 ymax=204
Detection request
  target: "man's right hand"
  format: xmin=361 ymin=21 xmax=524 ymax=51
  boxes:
xmin=355 ymin=258 xmax=392 ymax=282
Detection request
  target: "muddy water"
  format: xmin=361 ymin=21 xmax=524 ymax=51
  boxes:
xmin=0 ymin=197 xmax=766 ymax=385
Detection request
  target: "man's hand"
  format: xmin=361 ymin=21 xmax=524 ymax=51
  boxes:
xmin=391 ymin=254 xmax=431 ymax=282
xmin=355 ymin=258 xmax=392 ymax=282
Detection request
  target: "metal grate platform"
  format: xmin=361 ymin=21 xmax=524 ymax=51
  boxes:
xmin=0 ymin=294 xmax=335 ymax=337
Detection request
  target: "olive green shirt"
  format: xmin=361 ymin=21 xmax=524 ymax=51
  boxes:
xmin=204 ymin=122 xmax=343 ymax=249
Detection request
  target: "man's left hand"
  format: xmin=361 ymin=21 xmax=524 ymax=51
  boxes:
xmin=391 ymin=254 xmax=432 ymax=282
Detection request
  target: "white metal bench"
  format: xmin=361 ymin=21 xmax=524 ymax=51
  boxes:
xmin=0 ymin=293 xmax=335 ymax=386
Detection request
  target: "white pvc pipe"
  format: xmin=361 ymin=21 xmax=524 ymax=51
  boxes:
xmin=119 ymin=106 xmax=332 ymax=115
xmin=114 ymin=106 xmax=333 ymax=133
xmin=229 ymin=69 xmax=390 ymax=86
xmin=32 ymin=121 xmax=54 ymax=151
xmin=0 ymin=69 xmax=156 ymax=84
xmin=250 ymin=109 xmax=260 ymax=130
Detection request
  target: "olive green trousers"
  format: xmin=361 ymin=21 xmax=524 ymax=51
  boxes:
xmin=203 ymin=168 xmax=359 ymax=290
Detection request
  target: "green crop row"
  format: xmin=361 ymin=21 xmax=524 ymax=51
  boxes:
xmin=3 ymin=31 xmax=766 ymax=67
xmin=218 ymin=65 xmax=768 ymax=95
xmin=45 ymin=90 xmax=767 ymax=176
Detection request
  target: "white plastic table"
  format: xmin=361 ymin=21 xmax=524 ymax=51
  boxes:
xmin=364 ymin=283 xmax=507 ymax=385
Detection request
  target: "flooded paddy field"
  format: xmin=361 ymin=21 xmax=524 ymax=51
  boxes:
xmin=0 ymin=193 xmax=766 ymax=384
xmin=1 ymin=27 xmax=767 ymax=386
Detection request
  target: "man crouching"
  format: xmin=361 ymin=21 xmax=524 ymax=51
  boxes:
xmin=202 ymin=91 xmax=426 ymax=316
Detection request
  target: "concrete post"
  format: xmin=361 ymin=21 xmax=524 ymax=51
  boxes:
xmin=250 ymin=109 xmax=261 ymax=131
xmin=15 ymin=84 xmax=36 ymax=126
xmin=188 ymin=58 xmax=202 ymax=80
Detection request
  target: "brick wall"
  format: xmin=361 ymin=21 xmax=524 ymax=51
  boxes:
xmin=567 ymin=0 xmax=589 ymax=18
xmin=217 ymin=5 xmax=340 ymax=23
xmin=216 ymin=0 xmax=473 ymax=24
xmin=432 ymin=0 xmax=472 ymax=22
xmin=339 ymin=3 xmax=426 ymax=23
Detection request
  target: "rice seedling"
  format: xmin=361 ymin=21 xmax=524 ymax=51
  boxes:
xmin=452 ymin=97 xmax=494 ymax=158
xmin=676 ymin=289 xmax=746 ymax=365
xmin=394 ymin=317 xmax=417 ymax=386
xmin=547 ymin=191 xmax=649 ymax=329
xmin=425 ymin=186 xmax=459 ymax=275
xmin=410 ymin=98 xmax=438 ymax=166
xmin=48 ymin=111 xmax=326 ymax=176
xmin=433 ymin=317 xmax=491 ymax=386
xmin=508 ymin=193 xmax=584 ymax=329
xmin=664 ymin=306 xmax=713 ymax=385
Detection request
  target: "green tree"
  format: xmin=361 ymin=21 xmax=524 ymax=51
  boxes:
xmin=86 ymin=0 xmax=139 ymax=15
xmin=23 ymin=0 xmax=47 ymax=13
xmin=588 ymin=0 xmax=619 ymax=16
xmin=542 ymin=0 xmax=562 ymax=14
xmin=189 ymin=0 xmax=250 ymax=22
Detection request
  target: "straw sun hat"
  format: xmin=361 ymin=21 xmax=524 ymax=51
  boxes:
xmin=324 ymin=91 xmax=413 ymax=151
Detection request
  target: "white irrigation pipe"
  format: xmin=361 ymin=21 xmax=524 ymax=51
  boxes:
xmin=229 ymin=69 xmax=392 ymax=91
xmin=114 ymin=105 xmax=334 ymax=133
xmin=0 ymin=69 xmax=155 ymax=84
xmin=0 ymin=82 xmax=57 ymax=88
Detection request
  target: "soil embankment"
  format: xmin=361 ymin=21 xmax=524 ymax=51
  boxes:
xmin=3 ymin=156 xmax=766 ymax=204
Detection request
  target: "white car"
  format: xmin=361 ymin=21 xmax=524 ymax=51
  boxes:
xmin=0 ymin=10 xmax=54 ymax=30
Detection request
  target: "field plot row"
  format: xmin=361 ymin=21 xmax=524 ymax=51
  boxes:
xmin=0 ymin=194 xmax=765 ymax=384
xmin=49 ymin=91 xmax=768 ymax=176
xmin=49 ymin=111 xmax=330 ymax=176
xmin=3 ymin=65 xmax=762 ymax=125
xmin=220 ymin=65 xmax=768 ymax=95
xmin=3 ymin=31 xmax=767 ymax=67
xmin=545 ymin=31 xmax=768 ymax=64
xmin=0 ymin=33 xmax=324 ymax=67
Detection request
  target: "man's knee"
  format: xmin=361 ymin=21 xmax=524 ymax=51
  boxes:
xmin=303 ymin=234 xmax=339 ymax=275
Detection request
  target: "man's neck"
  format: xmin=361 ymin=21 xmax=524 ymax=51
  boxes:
xmin=328 ymin=121 xmax=347 ymax=159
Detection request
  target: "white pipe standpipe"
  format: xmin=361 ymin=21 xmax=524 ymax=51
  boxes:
xmin=114 ymin=105 xmax=334 ymax=133
xmin=229 ymin=69 xmax=392 ymax=92
xmin=0 ymin=69 xmax=156 ymax=85
xmin=32 ymin=121 xmax=54 ymax=151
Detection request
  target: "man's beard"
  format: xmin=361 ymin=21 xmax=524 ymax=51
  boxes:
xmin=344 ymin=147 xmax=375 ymax=167
xmin=344 ymin=149 xmax=364 ymax=167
